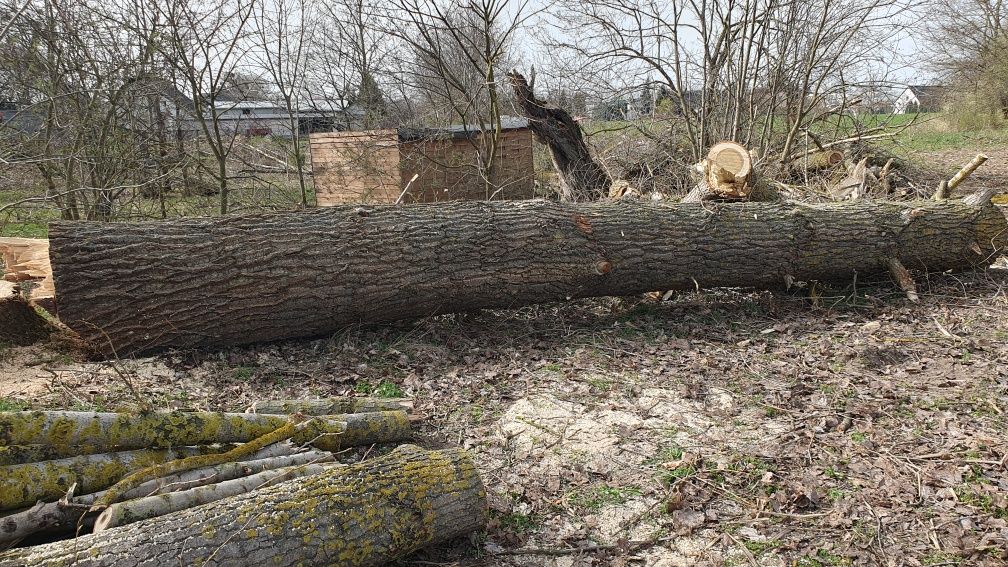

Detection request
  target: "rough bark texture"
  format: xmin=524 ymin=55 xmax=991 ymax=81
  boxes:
xmin=0 ymin=445 xmax=487 ymax=567
xmin=0 ymin=451 xmax=332 ymax=545
xmin=94 ymin=462 xmax=335 ymax=531
xmin=245 ymin=397 xmax=412 ymax=416
xmin=0 ymin=410 xmax=410 ymax=453
xmin=50 ymin=198 xmax=1007 ymax=356
xmin=0 ymin=444 xmax=86 ymax=467
xmin=507 ymin=71 xmax=611 ymax=201
xmin=0 ymin=446 xmax=222 ymax=512
xmin=91 ymin=418 xmax=307 ymax=508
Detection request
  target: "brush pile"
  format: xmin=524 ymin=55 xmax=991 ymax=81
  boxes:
xmin=0 ymin=397 xmax=488 ymax=567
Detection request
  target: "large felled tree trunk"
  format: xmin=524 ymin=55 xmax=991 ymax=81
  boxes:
xmin=50 ymin=194 xmax=1007 ymax=356
xmin=0 ymin=445 xmax=487 ymax=567
xmin=507 ymin=71 xmax=611 ymax=200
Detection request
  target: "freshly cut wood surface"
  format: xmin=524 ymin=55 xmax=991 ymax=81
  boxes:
xmin=0 ymin=237 xmax=55 ymax=302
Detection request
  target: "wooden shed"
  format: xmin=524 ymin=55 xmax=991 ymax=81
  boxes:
xmin=309 ymin=119 xmax=535 ymax=205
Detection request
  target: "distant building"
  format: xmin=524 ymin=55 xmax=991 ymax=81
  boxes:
xmin=0 ymin=101 xmax=42 ymax=134
xmin=893 ymin=85 xmax=948 ymax=114
xmin=198 ymin=100 xmax=358 ymax=139
xmin=309 ymin=117 xmax=535 ymax=205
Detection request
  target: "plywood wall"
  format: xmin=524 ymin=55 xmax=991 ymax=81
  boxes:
xmin=309 ymin=130 xmax=402 ymax=205
xmin=310 ymin=128 xmax=536 ymax=205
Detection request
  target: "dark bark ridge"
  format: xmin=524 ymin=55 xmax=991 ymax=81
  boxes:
xmin=49 ymin=198 xmax=1007 ymax=356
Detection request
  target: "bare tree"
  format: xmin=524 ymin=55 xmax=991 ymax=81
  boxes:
xmin=159 ymin=0 xmax=256 ymax=214
xmin=0 ymin=0 xmax=166 ymax=221
xmin=390 ymin=0 xmax=531 ymax=196
xmin=921 ymin=0 xmax=1008 ymax=118
xmin=542 ymin=0 xmax=909 ymax=165
xmin=306 ymin=0 xmax=393 ymax=130
xmin=252 ymin=0 xmax=315 ymax=207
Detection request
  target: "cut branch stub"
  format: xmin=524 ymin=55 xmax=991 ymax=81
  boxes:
xmin=705 ymin=141 xmax=753 ymax=198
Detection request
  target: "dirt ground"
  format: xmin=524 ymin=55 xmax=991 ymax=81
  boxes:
xmin=2 ymin=150 xmax=1008 ymax=566
xmin=3 ymin=266 xmax=1007 ymax=566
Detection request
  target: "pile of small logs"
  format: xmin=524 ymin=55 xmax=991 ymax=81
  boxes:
xmin=0 ymin=397 xmax=488 ymax=567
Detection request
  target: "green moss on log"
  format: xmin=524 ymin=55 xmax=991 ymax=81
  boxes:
xmin=0 ymin=446 xmax=224 ymax=512
xmin=0 ymin=445 xmax=487 ymax=567
xmin=0 ymin=410 xmax=410 ymax=454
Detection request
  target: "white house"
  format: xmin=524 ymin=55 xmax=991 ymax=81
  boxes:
xmin=893 ymin=85 xmax=947 ymax=114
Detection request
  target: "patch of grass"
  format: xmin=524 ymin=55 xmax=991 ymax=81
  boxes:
xmin=354 ymin=379 xmax=404 ymax=398
xmin=566 ymin=484 xmax=641 ymax=511
xmin=232 ymin=366 xmax=255 ymax=380
xmin=824 ymin=466 xmax=846 ymax=481
xmin=743 ymin=539 xmax=780 ymax=555
xmin=647 ymin=444 xmax=700 ymax=484
xmin=953 ymin=484 xmax=1008 ymax=518
xmin=922 ymin=551 xmax=963 ymax=566
xmin=0 ymin=221 xmax=49 ymax=238
xmin=495 ymin=511 xmax=538 ymax=533
xmin=0 ymin=397 xmax=31 ymax=411
xmin=587 ymin=375 xmax=612 ymax=391
xmin=373 ymin=380 xmax=403 ymax=398
xmin=850 ymin=431 xmax=867 ymax=443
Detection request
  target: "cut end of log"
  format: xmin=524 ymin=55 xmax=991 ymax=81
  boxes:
xmin=707 ymin=141 xmax=753 ymax=195
xmin=0 ymin=286 xmax=55 ymax=346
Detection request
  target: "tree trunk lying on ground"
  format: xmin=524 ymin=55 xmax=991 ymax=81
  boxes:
xmin=245 ymin=397 xmax=412 ymax=416
xmin=49 ymin=191 xmax=1007 ymax=356
xmin=0 ymin=410 xmax=411 ymax=453
xmin=0 ymin=451 xmax=332 ymax=545
xmin=0 ymin=439 xmax=300 ymax=467
xmin=93 ymin=462 xmax=335 ymax=531
xmin=0 ymin=446 xmax=225 ymax=511
xmin=0 ymin=445 xmax=487 ymax=567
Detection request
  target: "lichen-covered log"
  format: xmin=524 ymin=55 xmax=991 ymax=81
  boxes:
xmin=0 ymin=446 xmax=223 ymax=512
xmin=246 ymin=397 xmax=412 ymax=416
xmin=0 ymin=444 xmax=86 ymax=467
xmin=0 ymin=445 xmax=487 ymax=567
xmin=0 ymin=451 xmax=332 ymax=545
xmin=49 ymin=196 xmax=1007 ymax=356
xmin=94 ymin=462 xmax=335 ymax=531
xmin=92 ymin=418 xmax=307 ymax=508
xmin=0 ymin=410 xmax=410 ymax=453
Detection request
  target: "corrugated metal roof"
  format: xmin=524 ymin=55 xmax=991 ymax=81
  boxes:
xmin=396 ymin=117 xmax=529 ymax=142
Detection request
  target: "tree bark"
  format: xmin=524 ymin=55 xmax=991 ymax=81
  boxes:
xmin=0 ymin=446 xmax=224 ymax=512
xmin=0 ymin=410 xmax=411 ymax=453
xmin=0 ymin=451 xmax=333 ymax=545
xmin=49 ymin=196 xmax=1007 ymax=356
xmin=0 ymin=445 xmax=487 ymax=567
xmin=244 ymin=397 xmax=412 ymax=416
xmin=93 ymin=462 xmax=335 ymax=532
xmin=507 ymin=71 xmax=611 ymax=201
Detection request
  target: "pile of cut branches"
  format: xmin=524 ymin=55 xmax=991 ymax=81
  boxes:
xmin=0 ymin=397 xmax=488 ymax=567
